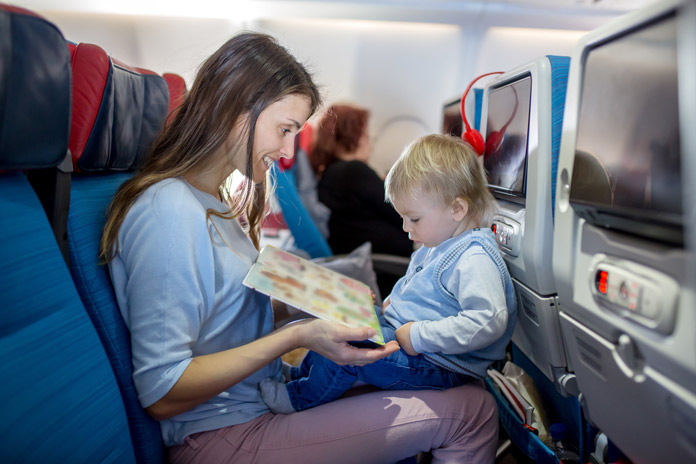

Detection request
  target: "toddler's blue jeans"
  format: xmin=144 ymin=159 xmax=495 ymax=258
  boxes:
xmin=286 ymin=311 xmax=472 ymax=412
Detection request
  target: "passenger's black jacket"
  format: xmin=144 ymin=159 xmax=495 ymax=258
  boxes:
xmin=318 ymin=159 xmax=413 ymax=258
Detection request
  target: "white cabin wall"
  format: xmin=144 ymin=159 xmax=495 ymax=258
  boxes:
xmin=256 ymin=18 xmax=467 ymax=176
xmin=34 ymin=11 xmax=246 ymax=85
xmin=38 ymin=11 xmax=144 ymax=64
xmin=474 ymin=27 xmax=587 ymax=75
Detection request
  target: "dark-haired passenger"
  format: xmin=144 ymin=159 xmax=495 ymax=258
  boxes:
xmin=312 ymin=103 xmax=414 ymax=258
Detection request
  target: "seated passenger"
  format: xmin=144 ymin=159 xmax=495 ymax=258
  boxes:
xmin=260 ymin=134 xmax=517 ymax=414
xmin=311 ymin=103 xmax=414 ymax=257
xmin=102 ymin=33 xmax=499 ymax=463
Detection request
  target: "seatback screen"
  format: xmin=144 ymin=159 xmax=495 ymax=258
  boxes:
xmin=570 ymin=13 xmax=682 ymax=244
xmin=484 ymin=75 xmax=532 ymax=199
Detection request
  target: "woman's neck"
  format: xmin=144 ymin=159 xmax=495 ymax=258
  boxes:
xmin=183 ymin=143 xmax=238 ymax=199
xmin=184 ymin=154 xmax=235 ymax=199
xmin=184 ymin=171 xmax=224 ymax=200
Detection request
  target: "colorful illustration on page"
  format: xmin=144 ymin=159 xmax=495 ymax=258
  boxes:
xmin=243 ymin=246 xmax=384 ymax=344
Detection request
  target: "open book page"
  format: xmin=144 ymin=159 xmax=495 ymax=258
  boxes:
xmin=243 ymin=245 xmax=385 ymax=345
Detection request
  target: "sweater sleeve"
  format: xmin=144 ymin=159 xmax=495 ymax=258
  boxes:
xmin=409 ymin=248 xmax=509 ymax=355
xmin=112 ymin=181 xmax=216 ymax=407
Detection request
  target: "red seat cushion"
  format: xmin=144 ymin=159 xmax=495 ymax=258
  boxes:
xmin=163 ymin=72 xmax=187 ymax=125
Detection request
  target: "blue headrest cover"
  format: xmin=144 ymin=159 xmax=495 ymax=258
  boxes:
xmin=0 ymin=6 xmax=71 ymax=170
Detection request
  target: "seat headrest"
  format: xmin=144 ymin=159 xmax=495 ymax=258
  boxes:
xmin=68 ymin=42 xmax=169 ymax=173
xmin=0 ymin=4 xmax=71 ymax=170
xmin=162 ymin=72 xmax=187 ymax=125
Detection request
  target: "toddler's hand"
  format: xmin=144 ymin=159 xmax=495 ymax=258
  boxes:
xmin=395 ymin=322 xmax=417 ymax=356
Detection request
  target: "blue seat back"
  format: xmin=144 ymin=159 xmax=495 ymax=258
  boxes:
xmin=273 ymin=162 xmax=333 ymax=259
xmin=546 ymin=55 xmax=570 ymax=222
xmin=0 ymin=6 xmax=136 ymax=462
xmin=66 ymin=41 xmax=169 ymax=463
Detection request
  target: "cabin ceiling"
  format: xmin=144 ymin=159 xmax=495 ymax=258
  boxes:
xmin=21 ymin=0 xmax=657 ymax=23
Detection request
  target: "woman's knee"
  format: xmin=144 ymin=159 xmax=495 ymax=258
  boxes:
xmin=442 ymin=383 xmax=499 ymax=428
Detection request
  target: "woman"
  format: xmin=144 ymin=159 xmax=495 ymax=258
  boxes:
xmin=311 ymin=104 xmax=414 ymax=257
xmin=101 ymin=32 xmax=498 ymax=463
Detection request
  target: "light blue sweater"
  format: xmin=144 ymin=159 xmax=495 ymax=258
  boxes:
xmin=109 ymin=178 xmax=281 ymax=446
xmin=384 ymin=229 xmax=517 ymax=378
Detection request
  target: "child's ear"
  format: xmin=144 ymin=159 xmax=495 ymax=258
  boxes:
xmin=451 ymin=197 xmax=469 ymax=221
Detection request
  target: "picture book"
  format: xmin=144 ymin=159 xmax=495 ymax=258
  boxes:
xmin=243 ymin=245 xmax=385 ymax=345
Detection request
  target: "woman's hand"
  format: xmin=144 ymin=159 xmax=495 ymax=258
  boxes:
xmin=145 ymin=316 xmax=398 ymax=421
xmin=395 ymin=322 xmax=418 ymax=356
xmin=295 ymin=319 xmax=400 ymax=367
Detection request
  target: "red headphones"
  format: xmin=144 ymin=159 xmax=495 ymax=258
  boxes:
xmin=460 ymin=71 xmax=503 ymax=156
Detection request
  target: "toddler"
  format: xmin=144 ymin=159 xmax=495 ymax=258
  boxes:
xmin=260 ymin=133 xmax=517 ymax=413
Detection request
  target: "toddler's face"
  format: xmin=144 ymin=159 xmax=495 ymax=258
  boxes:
xmin=391 ymin=191 xmax=466 ymax=248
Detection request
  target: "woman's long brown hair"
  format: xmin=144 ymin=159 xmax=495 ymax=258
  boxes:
xmin=101 ymin=32 xmax=321 ymax=261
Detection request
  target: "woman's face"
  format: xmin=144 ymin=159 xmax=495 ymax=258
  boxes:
xmin=248 ymin=94 xmax=312 ymax=183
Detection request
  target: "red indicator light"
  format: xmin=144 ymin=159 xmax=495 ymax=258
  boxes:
xmin=596 ymin=270 xmax=608 ymax=295
xmin=492 ymin=224 xmax=497 ymax=233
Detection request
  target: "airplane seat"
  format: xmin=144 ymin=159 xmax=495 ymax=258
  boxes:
xmin=65 ymin=41 xmax=169 ymax=463
xmin=0 ymin=5 xmax=136 ymax=461
xmin=473 ymin=87 xmax=484 ymax=132
xmin=480 ymin=55 xmax=577 ymax=391
xmin=291 ymin=123 xmax=331 ymax=240
xmin=553 ymin=0 xmax=696 ymax=461
xmin=272 ymin=161 xmax=333 ymax=259
xmin=478 ymin=56 xmax=597 ymax=463
xmin=13 ymin=25 xmax=76 ymax=266
xmin=268 ymin=123 xmax=333 ymax=259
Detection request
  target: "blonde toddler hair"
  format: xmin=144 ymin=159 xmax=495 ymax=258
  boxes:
xmin=385 ymin=134 xmax=497 ymax=228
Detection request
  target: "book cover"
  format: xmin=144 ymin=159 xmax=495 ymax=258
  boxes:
xmin=243 ymin=245 xmax=385 ymax=345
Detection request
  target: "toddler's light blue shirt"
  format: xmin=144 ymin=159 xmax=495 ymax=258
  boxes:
xmin=384 ymin=229 xmax=516 ymax=378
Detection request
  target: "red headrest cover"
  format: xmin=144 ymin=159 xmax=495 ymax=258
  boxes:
xmin=68 ymin=42 xmax=169 ymax=172
xmin=162 ymin=72 xmax=187 ymax=125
